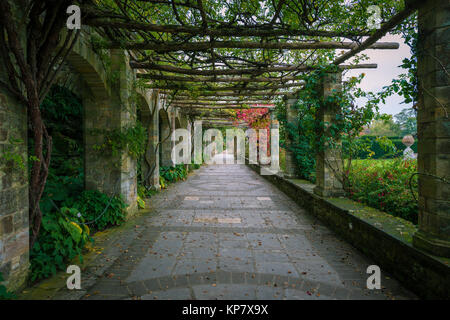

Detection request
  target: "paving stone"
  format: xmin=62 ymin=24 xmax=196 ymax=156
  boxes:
xmin=173 ymin=258 xmax=217 ymax=275
xmin=256 ymin=262 xmax=299 ymax=277
xmin=141 ymin=288 xmax=193 ymax=300
xmin=70 ymin=163 xmax=416 ymax=300
xmin=193 ymin=284 xmax=257 ymax=300
xmin=218 ymin=258 xmax=256 ymax=273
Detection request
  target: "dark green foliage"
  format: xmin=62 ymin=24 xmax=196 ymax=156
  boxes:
xmin=160 ymin=164 xmax=188 ymax=185
xmin=275 ymin=99 xmax=316 ymax=181
xmin=92 ymin=122 xmax=147 ymax=159
xmin=137 ymin=185 xmax=159 ymax=199
xmin=347 ymin=135 xmax=417 ymax=159
xmin=71 ymin=190 xmax=128 ymax=231
xmin=30 ymin=208 xmax=91 ymax=281
xmin=39 ymin=85 xmax=84 ymax=214
xmin=191 ymin=163 xmax=201 ymax=170
xmin=40 ymin=85 xmax=83 ymax=138
xmin=40 ymin=169 xmax=84 ymax=214
xmin=32 ymin=85 xmax=128 ymax=282
xmin=0 ymin=272 xmax=16 ymax=300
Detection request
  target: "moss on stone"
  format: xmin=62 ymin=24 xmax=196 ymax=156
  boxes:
xmin=327 ymin=197 xmax=418 ymax=244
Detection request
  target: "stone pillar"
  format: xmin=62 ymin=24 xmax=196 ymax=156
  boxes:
xmin=160 ymin=107 xmax=175 ymax=167
xmin=270 ymin=111 xmax=280 ymax=168
xmin=141 ymin=90 xmax=160 ymax=190
xmin=186 ymin=120 xmax=192 ymax=170
xmin=283 ymin=95 xmax=298 ymax=179
xmin=84 ymin=49 xmax=137 ymax=210
xmin=0 ymin=91 xmax=29 ymax=292
xmin=413 ymin=0 xmax=450 ymax=257
xmin=313 ymin=72 xmax=345 ymax=198
xmin=0 ymin=4 xmax=29 ymax=291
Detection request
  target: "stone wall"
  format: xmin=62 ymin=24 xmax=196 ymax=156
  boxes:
xmin=0 ymin=90 xmax=29 ymax=291
xmin=0 ymin=2 xmax=29 ymax=290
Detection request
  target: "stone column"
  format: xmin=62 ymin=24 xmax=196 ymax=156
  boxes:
xmin=313 ymin=72 xmax=345 ymax=198
xmin=0 ymin=4 xmax=29 ymax=291
xmin=141 ymin=90 xmax=160 ymax=190
xmin=283 ymin=94 xmax=298 ymax=179
xmin=270 ymin=111 xmax=280 ymax=171
xmin=160 ymin=107 xmax=175 ymax=167
xmin=84 ymin=49 xmax=137 ymax=210
xmin=186 ymin=119 xmax=192 ymax=170
xmin=0 ymin=92 xmax=29 ymax=292
xmin=413 ymin=0 xmax=450 ymax=257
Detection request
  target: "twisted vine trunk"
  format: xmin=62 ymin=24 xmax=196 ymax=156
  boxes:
xmin=28 ymin=100 xmax=52 ymax=249
xmin=0 ymin=0 xmax=75 ymax=249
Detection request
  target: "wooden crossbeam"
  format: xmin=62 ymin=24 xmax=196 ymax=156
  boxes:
xmin=83 ymin=7 xmax=371 ymax=39
xmin=169 ymin=96 xmax=276 ymax=102
xmin=173 ymin=104 xmax=275 ymax=109
xmin=144 ymin=83 xmax=303 ymax=91
xmin=131 ymin=63 xmax=377 ymax=75
xmin=165 ymin=91 xmax=288 ymax=97
xmin=105 ymin=40 xmax=399 ymax=51
xmin=170 ymin=101 xmax=273 ymax=105
xmin=138 ymin=74 xmax=302 ymax=82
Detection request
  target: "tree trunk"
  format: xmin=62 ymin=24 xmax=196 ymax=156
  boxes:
xmin=28 ymin=97 xmax=52 ymax=249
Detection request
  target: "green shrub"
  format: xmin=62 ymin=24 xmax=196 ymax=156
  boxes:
xmin=348 ymin=135 xmax=418 ymax=159
xmin=32 ymin=190 xmax=127 ymax=282
xmin=71 ymin=190 xmax=128 ymax=232
xmin=348 ymin=158 xmax=418 ymax=224
xmin=39 ymin=168 xmax=83 ymax=215
xmin=0 ymin=272 xmax=16 ymax=300
xmin=137 ymin=185 xmax=159 ymax=199
xmin=191 ymin=163 xmax=201 ymax=170
xmin=30 ymin=208 xmax=91 ymax=281
xmin=160 ymin=164 xmax=187 ymax=183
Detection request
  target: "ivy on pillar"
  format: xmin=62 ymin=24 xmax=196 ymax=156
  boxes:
xmin=313 ymin=72 xmax=345 ymax=198
xmin=84 ymin=49 xmax=137 ymax=210
xmin=413 ymin=0 xmax=450 ymax=257
xmin=283 ymin=94 xmax=298 ymax=179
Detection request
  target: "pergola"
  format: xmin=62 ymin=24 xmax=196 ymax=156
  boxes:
xmin=0 ymin=0 xmax=448 ymax=295
xmin=81 ymin=0 xmax=422 ymax=115
xmin=77 ymin=0 xmax=450 ymax=261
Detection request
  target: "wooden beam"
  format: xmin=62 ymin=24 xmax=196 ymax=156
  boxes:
xmin=144 ymin=83 xmax=303 ymax=91
xmin=170 ymin=100 xmax=273 ymax=105
xmin=164 ymin=91 xmax=288 ymax=97
xmin=138 ymin=74 xmax=303 ymax=82
xmin=106 ymin=40 xmax=399 ymax=51
xmin=173 ymin=104 xmax=275 ymax=109
xmin=82 ymin=7 xmax=371 ymax=39
xmin=131 ymin=62 xmax=378 ymax=75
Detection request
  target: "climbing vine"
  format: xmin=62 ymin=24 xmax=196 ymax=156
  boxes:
xmin=92 ymin=122 xmax=147 ymax=160
xmin=276 ymin=65 xmax=380 ymax=184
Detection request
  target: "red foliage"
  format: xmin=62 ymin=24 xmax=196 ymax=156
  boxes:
xmin=234 ymin=107 xmax=270 ymax=129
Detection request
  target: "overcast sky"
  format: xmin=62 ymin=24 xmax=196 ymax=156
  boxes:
xmin=344 ymin=34 xmax=413 ymax=116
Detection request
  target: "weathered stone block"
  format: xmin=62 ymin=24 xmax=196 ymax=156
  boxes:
xmin=0 ymin=215 xmax=14 ymax=236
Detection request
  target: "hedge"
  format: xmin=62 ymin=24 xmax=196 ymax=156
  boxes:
xmin=347 ymin=135 xmax=418 ymax=159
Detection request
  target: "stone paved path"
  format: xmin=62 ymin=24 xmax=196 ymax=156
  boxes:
xmin=73 ymin=160 xmax=416 ymax=300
